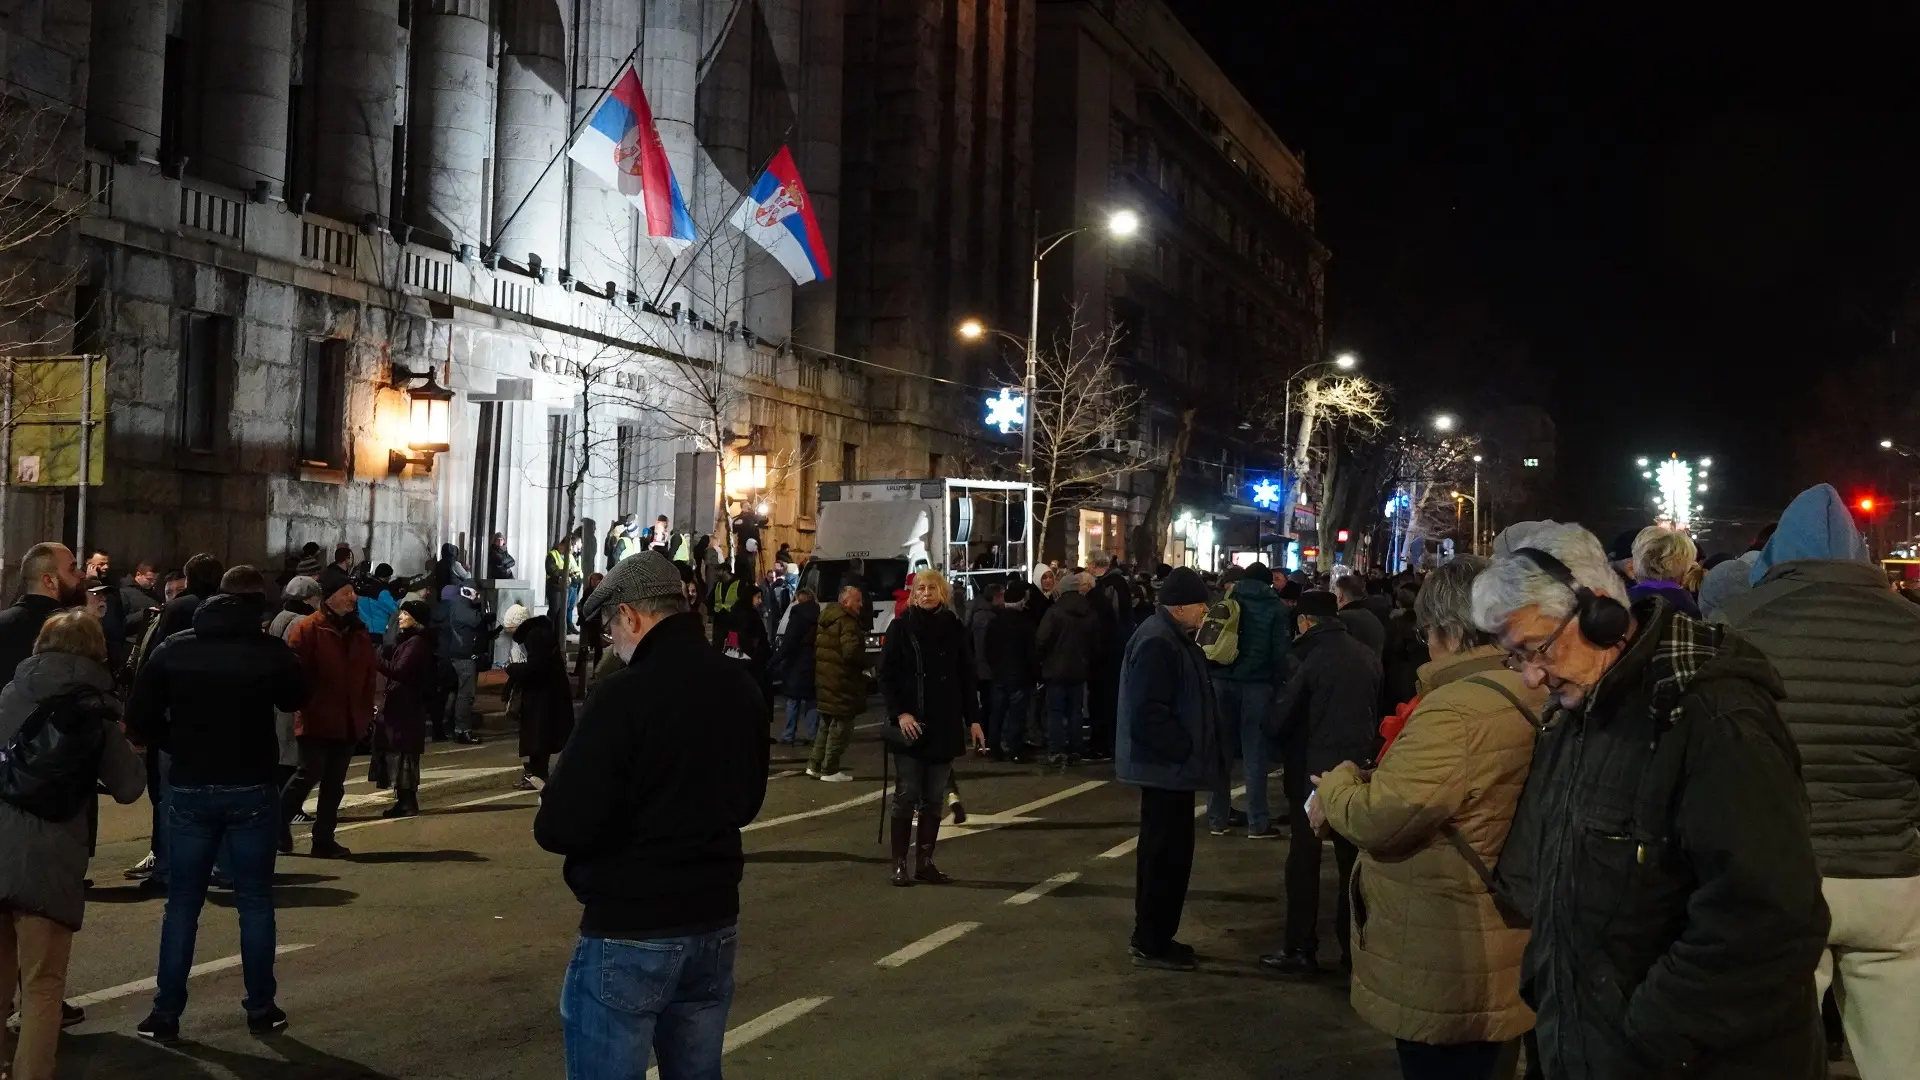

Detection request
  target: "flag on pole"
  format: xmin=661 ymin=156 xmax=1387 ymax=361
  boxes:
xmin=566 ymin=62 xmax=696 ymax=241
xmin=727 ymin=146 xmax=831 ymax=285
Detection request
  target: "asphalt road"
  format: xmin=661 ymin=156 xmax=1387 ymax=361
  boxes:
xmin=52 ymin=699 xmax=1408 ymax=1080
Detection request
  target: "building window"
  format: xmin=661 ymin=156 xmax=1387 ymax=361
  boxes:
xmin=179 ymin=313 xmax=231 ymax=453
xmin=799 ymin=434 xmax=818 ymax=517
xmin=469 ymin=401 xmax=504 ymax=574
xmin=298 ymin=337 xmax=348 ymax=468
xmin=1523 ymin=458 xmax=1540 ymax=468
xmin=841 ymin=441 xmax=858 ymax=482
xmin=929 ymin=452 xmax=943 ymax=478
xmin=617 ymin=424 xmax=640 ymax=517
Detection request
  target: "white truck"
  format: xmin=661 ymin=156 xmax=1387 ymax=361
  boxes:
xmin=801 ymin=477 xmax=1034 ymax=656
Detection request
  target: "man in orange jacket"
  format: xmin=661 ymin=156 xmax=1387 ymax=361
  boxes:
xmin=279 ymin=565 xmax=376 ymax=857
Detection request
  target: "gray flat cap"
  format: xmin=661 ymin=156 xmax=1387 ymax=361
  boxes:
xmin=579 ymin=551 xmax=683 ymax=621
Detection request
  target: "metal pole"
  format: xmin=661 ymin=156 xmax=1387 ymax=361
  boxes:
xmin=1472 ymin=462 xmax=1481 ymax=556
xmin=0 ymin=370 xmax=10 ymax=585
xmin=1279 ymin=376 xmax=1292 ymax=539
xmin=1022 ymin=211 xmax=1040 ymax=479
xmin=77 ymin=355 xmax=91 ymax=558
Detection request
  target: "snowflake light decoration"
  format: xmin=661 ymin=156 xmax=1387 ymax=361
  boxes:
xmin=1251 ymin=477 xmax=1283 ymax=509
xmin=983 ymin=388 xmax=1025 ymax=435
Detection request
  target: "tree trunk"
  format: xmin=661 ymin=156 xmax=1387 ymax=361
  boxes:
xmin=1134 ymin=407 xmax=1195 ymax=569
xmin=1283 ymin=380 xmax=1320 ymax=539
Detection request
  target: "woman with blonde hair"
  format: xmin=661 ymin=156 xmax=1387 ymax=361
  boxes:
xmin=877 ymin=569 xmax=984 ymax=886
xmin=0 ymin=611 xmax=144 ymax=1080
xmin=1627 ymin=525 xmax=1701 ymax=617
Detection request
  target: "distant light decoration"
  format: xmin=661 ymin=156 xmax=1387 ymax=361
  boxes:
xmin=1652 ymin=455 xmax=1696 ymax=531
xmin=1250 ymin=477 xmax=1282 ymax=509
xmin=983 ymin=388 xmax=1025 ymax=434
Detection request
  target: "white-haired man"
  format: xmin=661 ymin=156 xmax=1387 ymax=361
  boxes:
xmin=1473 ymin=524 xmax=1829 ymax=1080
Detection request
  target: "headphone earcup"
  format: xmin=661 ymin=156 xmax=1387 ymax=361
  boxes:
xmin=1577 ymin=590 xmax=1631 ymax=648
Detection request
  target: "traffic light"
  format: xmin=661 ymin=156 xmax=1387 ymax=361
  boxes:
xmin=1336 ymin=529 xmax=1351 ymax=543
xmin=1858 ymin=495 xmax=1878 ymax=514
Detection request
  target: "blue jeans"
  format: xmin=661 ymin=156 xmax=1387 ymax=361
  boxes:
xmin=561 ymin=927 xmax=738 ymax=1080
xmin=990 ymin=685 xmax=1031 ymax=754
xmin=1207 ymin=679 xmax=1275 ymax=834
xmin=1045 ymin=681 xmax=1085 ymax=756
xmin=780 ymin=697 xmax=818 ymax=742
xmin=566 ymin=580 xmax=582 ymax=628
xmin=154 ymin=784 xmax=280 ymax=1021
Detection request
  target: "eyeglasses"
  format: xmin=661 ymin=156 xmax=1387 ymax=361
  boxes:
xmin=1502 ymin=609 xmax=1577 ymax=672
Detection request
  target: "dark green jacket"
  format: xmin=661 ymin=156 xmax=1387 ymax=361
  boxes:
xmin=1499 ymin=601 xmax=1829 ymax=1080
xmin=813 ymin=602 xmax=866 ymax=717
xmin=1214 ymin=577 xmax=1290 ymax=684
xmin=1721 ymin=558 xmax=1920 ymax=879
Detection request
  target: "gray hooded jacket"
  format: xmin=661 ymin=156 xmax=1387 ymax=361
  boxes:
xmin=0 ymin=652 xmax=145 ymax=929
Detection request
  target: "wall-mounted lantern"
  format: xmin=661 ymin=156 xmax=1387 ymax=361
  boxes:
xmin=387 ymin=362 xmax=454 ymax=474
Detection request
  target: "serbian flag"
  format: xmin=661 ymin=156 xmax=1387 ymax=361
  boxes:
xmin=566 ymin=63 xmax=696 ymax=241
xmin=728 ymin=146 xmax=832 ymax=284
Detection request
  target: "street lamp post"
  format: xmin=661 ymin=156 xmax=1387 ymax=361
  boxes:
xmin=1015 ymin=208 xmax=1139 ymax=478
xmin=1472 ymin=453 xmax=1483 ymax=555
xmin=1277 ymin=351 xmax=1358 ymax=545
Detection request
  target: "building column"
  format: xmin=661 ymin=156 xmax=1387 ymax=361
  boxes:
xmin=567 ymin=0 xmax=640 ymax=291
xmin=792 ymin=0 xmax=842 ymax=351
xmin=493 ymin=0 xmax=567 ymax=268
xmin=407 ymin=0 xmax=491 ymax=247
xmin=86 ymin=0 xmax=168 ymax=158
xmin=312 ymin=0 xmax=399 ymax=222
xmin=199 ymin=0 xmax=295 ymax=194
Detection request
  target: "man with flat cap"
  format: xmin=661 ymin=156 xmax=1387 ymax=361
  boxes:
xmin=535 ymin=551 xmax=770 ymax=1079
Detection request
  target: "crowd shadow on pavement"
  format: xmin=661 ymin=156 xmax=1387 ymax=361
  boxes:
xmin=745 ymin=849 xmax=890 ymax=866
xmin=62 ymin=1031 xmax=398 ymax=1079
xmin=341 ymin=849 xmax=488 ymax=865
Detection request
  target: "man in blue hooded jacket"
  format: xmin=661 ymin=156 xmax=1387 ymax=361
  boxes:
xmin=1205 ymin=562 xmax=1292 ymax=838
xmin=1721 ymin=483 xmax=1920 ymax=1079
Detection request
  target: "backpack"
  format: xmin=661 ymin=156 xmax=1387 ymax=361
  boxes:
xmin=0 ymin=693 xmax=109 ymax=822
xmin=1197 ymin=597 xmax=1241 ymax=664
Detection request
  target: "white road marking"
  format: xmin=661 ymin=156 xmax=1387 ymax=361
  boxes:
xmin=942 ymin=778 xmax=1108 ymax=840
xmin=303 ymin=766 xmax=521 ymax=814
xmin=874 ymin=921 xmax=981 ymax=968
xmin=65 ymin=945 xmax=312 ymax=1009
xmin=328 ymin=789 xmax=537 ymax=836
xmin=645 ymin=996 xmax=832 ymax=1079
xmin=1004 ymin=872 xmax=1080 ymax=906
xmin=1097 ymin=784 xmax=1247 ymax=859
xmin=742 ymin=790 xmax=884 ymax=833
xmin=769 ymin=768 xmax=805 ymax=779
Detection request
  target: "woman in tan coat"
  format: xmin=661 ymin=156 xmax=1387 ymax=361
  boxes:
xmin=1314 ymin=555 xmax=1546 ymax=1080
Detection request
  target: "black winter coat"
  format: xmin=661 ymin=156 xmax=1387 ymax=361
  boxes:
xmin=0 ymin=594 xmax=62 ymax=691
xmin=126 ymin=593 xmax=306 ymax=787
xmin=1338 ymin=604 xmax=1387 ymax=658
xmin=1035 ymin=592 xmax=1104 ymax=683
xmin=772 ymin=600 xmax=819 ymax=699
xmin=1271 ymin=618 xmax=1383 ymax=774
xmin=879 ymin=605 xmax=979 ymax=763
xmin=1497 ymin=601 xmax=1829 ymax=1080
xmin=510 ymin=615 xmax=573 ymax=758
xmin=534 ymin=613 xmax=768 ymax=938
xmin=985 ymin=606 xmax=1039 ymax=688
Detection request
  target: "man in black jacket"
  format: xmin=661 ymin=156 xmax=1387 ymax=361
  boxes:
xmin=126 ymin=566 xmax=305 ymax=1042
xmin=0 ymin=542 xmax=85 ymax=688
xmin=1333 ymin=572 xmax=1385 ymax=658
xmin=126 ymin=552 xmax=222 ymax=889
xmin=1474 ymin=524 xmax=1829 ymax=1080
xmin=536 ymin=552 xmax=769 ymax=1079
xmin=985 ymin=590 xmax=1039 ymax=760
xmin=1262 ymin=589 xmax=1382 ymax=978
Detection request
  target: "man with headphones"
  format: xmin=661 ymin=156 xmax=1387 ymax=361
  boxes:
xmin=1471 ymin=524 xmax=1829 ymax=1080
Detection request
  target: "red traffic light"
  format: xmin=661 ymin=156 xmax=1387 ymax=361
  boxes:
xmin=1858 ymin=496 xmax=1878 ymax=513
xmin=1336 ymin=529 xmax=1351 ymax=543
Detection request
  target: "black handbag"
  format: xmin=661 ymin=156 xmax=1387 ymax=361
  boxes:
xmin=0 ymin=693 xmax=108 ymax=822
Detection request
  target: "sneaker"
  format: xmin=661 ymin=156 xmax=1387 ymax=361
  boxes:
xmin=804 ymin=766 xmax=821 ymax=778
xmin=1257 ymin=949 xmax=1322 ymax=979
xmin=1247 ymin=826 xmax=1283 ymax=839
xmin=1207 ymin=824 xmax=1232 ymax=837
xmin=210 ymin=870 xmax=233 ymax=890
xmin=126 ymin=851 xmax=156 ymax=878
xmin=1128 ymin=944 xmax=1197 ymax=972
xmin=246 ymin=1006 xmax=289 ymax=1035
xmin=309 ymin=841 xmax=352 ymax=859
xmin=453 ymin=731 xmax=483 ymax=745
xmin=818 ymin=771 xmax=854 ymax=783
xmin=136 ymin=1013 xmax=179 ymax=1043
xmin=63 ymin=1001 xmax=85 ymax=1027
xmin=1226 ymin=809 xmax=1249 ymax=829
xmin=513 ymin=775 xmax=539 ymax=791
xmin=290 ymin=811 xmax=314 ymax=825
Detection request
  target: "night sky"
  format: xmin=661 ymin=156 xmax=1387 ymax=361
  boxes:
xmin=1179 ymin=6 xmax=1920 ymax=545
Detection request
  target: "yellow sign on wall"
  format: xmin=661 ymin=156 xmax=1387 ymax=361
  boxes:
xmin=5 ymin=355 xmax=106 ymax=486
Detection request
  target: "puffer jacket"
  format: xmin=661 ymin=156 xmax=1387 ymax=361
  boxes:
xmin=1035 ymin=591 xmax=1103 ymax=683
xmin=0 ymin=652 xmax=145 ymax=930
xmin=1215 ymin=576 xmax=1290 ymax=684
xmin=1722 ymin=557 xmax=1920 ymax=879
xmin=813 ymin=601 xmax=866 ymax=717
xmin=1318 ymin=646 xmax=1546 ymax=1045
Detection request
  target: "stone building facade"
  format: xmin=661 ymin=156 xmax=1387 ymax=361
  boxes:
xmin=0 ymin=0 xmax=1038 ymax=611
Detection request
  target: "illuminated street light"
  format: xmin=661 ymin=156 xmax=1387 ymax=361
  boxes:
xmin=1432 ymin=414 xmax=1456 ymax=433
xmin=1333 ymin=352 xmax=1358 ymax=370
xmin=1699 ymin=457 xmax=1713 ymax=467
xmin=1107 ymin=209 xmax=1141 ymax=238
xmin=1636 ymin=457 xmax=1650 ymax=467
xmin=956 ymin=318 xmax=984 ymax=341
xmin=1882 ymin=439 xmax=1897 ymax=450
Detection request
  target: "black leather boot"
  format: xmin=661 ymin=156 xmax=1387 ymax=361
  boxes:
xmin=915 ymin=815 xmax=953 ymax=884
xmin=889 ymin=816 xmax=914 ymax=887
